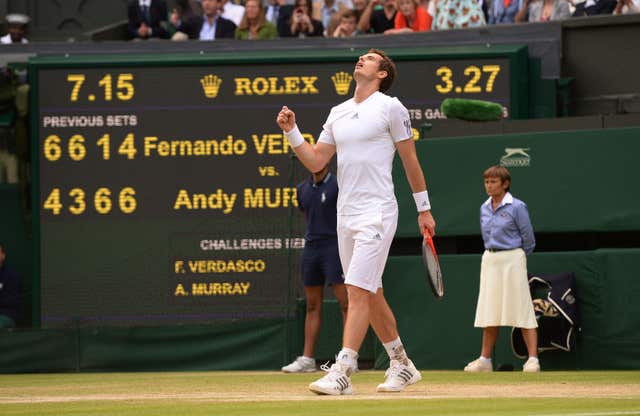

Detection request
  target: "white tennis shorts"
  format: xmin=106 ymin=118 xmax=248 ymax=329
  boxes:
xmin=337 ymin=208 xmax=398 ymax=293
xmin=474 ymin=248 xmax=538 ymax=329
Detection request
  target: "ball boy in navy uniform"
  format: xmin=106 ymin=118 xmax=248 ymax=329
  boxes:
xmin=282 ymin=165 xmax=348 ymax=373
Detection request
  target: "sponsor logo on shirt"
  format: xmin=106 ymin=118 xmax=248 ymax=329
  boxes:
xmin=403 ymin=119 xmax=412 ymax=137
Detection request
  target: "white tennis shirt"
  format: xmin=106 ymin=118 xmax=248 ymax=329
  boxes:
xmin=318 ymin=91 xmax=413 ymax=216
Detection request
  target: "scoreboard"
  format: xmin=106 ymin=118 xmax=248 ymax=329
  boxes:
xmin=30 ymin=45 xmax=528 ymax=327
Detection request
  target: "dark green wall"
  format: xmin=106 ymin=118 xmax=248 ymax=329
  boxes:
xmin=3 ymin=249 xmax=637 ymax=372
xmin=382 ymin=249 xmax=640 ymax=370
xmin=0 ymin=319 xmax=288 ymax=373
xmin=395 ymin=127 xmax=640 ymax=237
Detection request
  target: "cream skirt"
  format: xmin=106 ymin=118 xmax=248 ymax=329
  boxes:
xmin=474 ymin=248 xmax=537 ymax=329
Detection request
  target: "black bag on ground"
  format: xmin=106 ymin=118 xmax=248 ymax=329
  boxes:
xmin=511 ymin=272 xmax=579 ymax=358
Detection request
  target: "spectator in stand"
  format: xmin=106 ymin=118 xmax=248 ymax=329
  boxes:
xmin=220 ymin=0 xmax=246 ymax=25
xmin=487 ymin=0 xmax=525 ymax=24
xmin=235 ymin=0 xmax=279 ymax=38
xmin=0 ymin=244 xmax=20 ymax=328
xmin=478 ymin=0 xmax=490 ymax=21
xmin=331 ymin=9 xmax=361 ymax=36
xmin=265 ymin=0 xmax=295 ymax=36
xmin=572 ymin=0 xmax=617 ymax=15
xmin=385 ymin=0 xmax=431 ymax=34
xmin=352 ymin=0 xmax=370 ymax=23
xmin=613 ymin=0 xmax=640 ymax=13
xmin=515 ymin=0 xmax=570 ymax=22
xmin=326 ymin=0 xmax=367 ymax=34
xmin=283 ymin=0 xmax=325 ymax=37
xmin=429 ymin=0 xmax=486 ymax=29
xmin=358 ymin=0 xmax=397 ymax=34
xmin=0 ymin=67 xmax=19 ymax=184
xmin=312 ymin=0 xmax=354 ymax=32
xmin=1 ymin=14 xmax=29 ymax=44
xmin=127 ymin=0 xmax=170 ymax=40
xmin=176 ymin=0 xmax=237 ymax=40
xmin=169 ymin=0 xmax=202 ymax=40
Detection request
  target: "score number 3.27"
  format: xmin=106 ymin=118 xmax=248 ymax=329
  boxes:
xmin=66 ymin=73 xmax=135 ymax=102
xmin=435 ymin=65 xmax=501 ymax=94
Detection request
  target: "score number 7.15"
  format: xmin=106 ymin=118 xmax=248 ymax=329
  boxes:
xmin=66 ymin=73 xmax=135 ymax=102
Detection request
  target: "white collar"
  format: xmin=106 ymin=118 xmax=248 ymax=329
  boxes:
xmin=483 ymin=192 xmax=513 ymax=208
xmin=139 ymin=0 xmax=151 ymax=7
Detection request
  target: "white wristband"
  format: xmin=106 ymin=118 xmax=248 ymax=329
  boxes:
xmin=283 ymin=124 xmax=305 ymax=148
xmin=413 ymin=190 xmax=431 ymax=212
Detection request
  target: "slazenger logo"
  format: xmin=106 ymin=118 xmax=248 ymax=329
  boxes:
xmin=500 ymin=147 xmax=531 ymax=167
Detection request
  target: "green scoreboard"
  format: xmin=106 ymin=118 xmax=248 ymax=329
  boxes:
xmin=30 ymin=45 xmax=529 ymax=328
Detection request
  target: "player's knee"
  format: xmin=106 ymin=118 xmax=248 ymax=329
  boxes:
xmin=306 ymin=299 xmax=322 ymax=313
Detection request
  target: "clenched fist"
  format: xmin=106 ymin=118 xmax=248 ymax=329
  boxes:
xmin=276 ymin=106 xmax=296 ymax=132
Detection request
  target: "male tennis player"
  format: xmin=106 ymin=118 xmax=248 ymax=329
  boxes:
xmin=276 ymin=48 xmax=435 ymax=395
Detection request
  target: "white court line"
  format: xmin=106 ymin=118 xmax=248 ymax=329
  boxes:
xmin=531 ymin=411 xmax=640 ymax=416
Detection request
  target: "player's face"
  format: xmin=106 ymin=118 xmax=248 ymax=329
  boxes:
xmin=484 ymin=176 xmax=508 ymax=198
xmin=354 ymin=53 xmax=383 ymax=79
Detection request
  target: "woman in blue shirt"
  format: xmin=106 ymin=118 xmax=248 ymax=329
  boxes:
xmin=464 ymin=165 xmax=540 ymax=373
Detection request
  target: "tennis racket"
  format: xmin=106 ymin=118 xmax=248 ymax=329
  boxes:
xmin=422 ymin=231 xmax=444 ymax=299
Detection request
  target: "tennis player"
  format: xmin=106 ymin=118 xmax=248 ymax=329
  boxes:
xmin=276 ymin=48 xmax=436 ymax=395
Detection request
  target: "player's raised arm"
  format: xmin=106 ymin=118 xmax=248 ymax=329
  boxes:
xmin=276 ymin=105 xmax=335 ymax=173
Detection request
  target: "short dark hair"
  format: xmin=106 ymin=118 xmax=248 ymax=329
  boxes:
xmin=483 ymin=165 xmax=511 ymax=191
xmin=294 ymin=0 xmax=312 ymax=14
xmin=341 ymin=9 xmax=357 ymax=20
xmin=368 ymin=48 xmax=396 ymax=93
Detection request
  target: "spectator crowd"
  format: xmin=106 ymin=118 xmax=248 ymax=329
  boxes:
xmin=0 ymin=0 xmax=636 ymax=45
xmin=118 ymin=0 xmax=638 ymax=42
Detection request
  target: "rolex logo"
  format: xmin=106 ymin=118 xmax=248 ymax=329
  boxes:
xmin=331 ymin=71 xmax=353 ymax=96
xmin=200 ymin=74 xmax=223 ymax=98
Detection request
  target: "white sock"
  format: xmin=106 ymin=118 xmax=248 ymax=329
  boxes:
xmin=301 ymin=356 xmax=314 ymax=362
xmin=479 ymin=356 xmax=492 ymax=363
xmin=383 ymin=337 xmax=409 ymax=365
xmin=336 ymin=347 xmax=359 ymax=371
xmin=527 ymin=356 xmax=539 ymax=363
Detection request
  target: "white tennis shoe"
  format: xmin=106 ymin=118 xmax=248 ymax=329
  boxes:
xmin=464 ymin=358 xmax=493 ymax=372
xmin=523 ymin=357 xmax=541 ymax=373
xmin=308 ymin=362 xmax=353 ymax=395
xmin=376 ymin=359 xmax=422 ymax=392
xmin=281 ymin=356 xmax=316 ymax=373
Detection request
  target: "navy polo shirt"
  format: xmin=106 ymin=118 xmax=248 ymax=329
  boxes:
xmin=296 ymin=172 xmax=339 ymax=242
